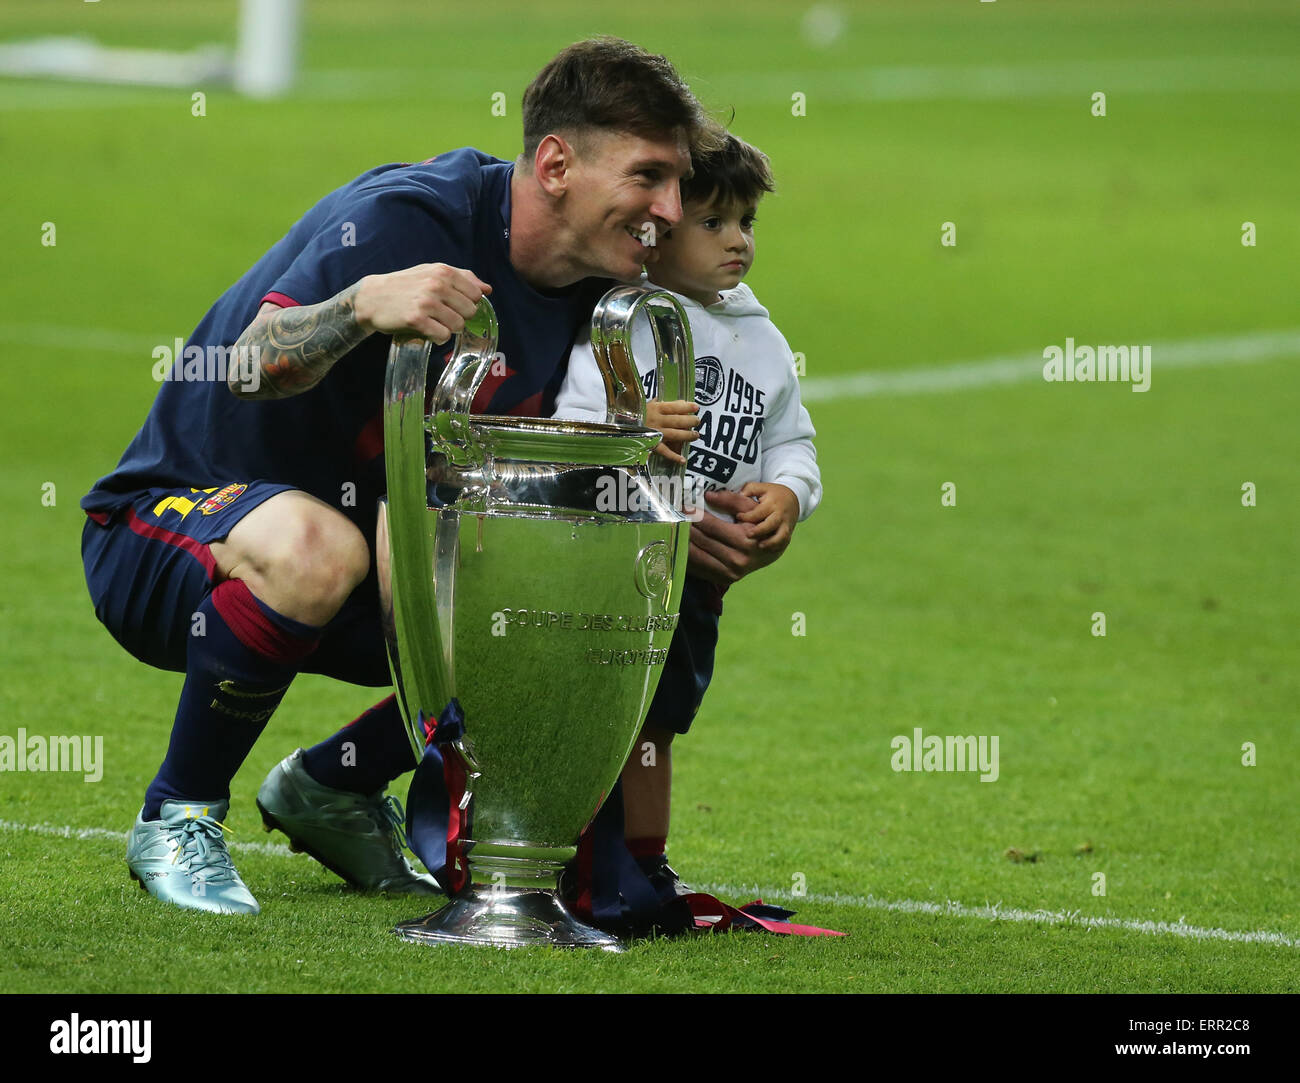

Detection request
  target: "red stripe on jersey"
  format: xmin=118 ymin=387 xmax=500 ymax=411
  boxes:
xmin=506 ymin=390 xmax=543 ymax=417
xmin=260 ymin=291 xmax=300 ymax=309
xmin=467 ymin=358 xmax=544 ymax=419
xmin=123 ymin=506 xmax=217 ymax=577
xmin=353 ymin=409 xmax=384 ymax=466
xmin=470 ymin=362 xmax=511 ymax=414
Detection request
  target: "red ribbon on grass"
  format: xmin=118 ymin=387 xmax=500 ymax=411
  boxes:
xmin=683 ymin=894 xmax=845 ymax=937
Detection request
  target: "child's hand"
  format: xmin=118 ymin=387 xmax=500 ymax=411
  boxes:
xmin=735 ymin=482 xmax=800 ymax=550
xmin=645 ymin=398 xmax=699 ymax=466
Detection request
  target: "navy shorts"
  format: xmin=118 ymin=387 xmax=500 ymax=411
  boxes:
xmin=644 ymin=575 xmax=724 ymax=736
xmin=82 ymin=482 xmax=391 ymax=686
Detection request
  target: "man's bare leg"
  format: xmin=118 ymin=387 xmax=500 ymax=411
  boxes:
xmin=210 ymin=490 xmax=370 ymax=627
xmin=142 ymin=489 xmax=370 ymax=815
xmin=126 ymin=489 xmax=374 ymax=912
xmin=205 ymin=491 xmax=436 ymax=893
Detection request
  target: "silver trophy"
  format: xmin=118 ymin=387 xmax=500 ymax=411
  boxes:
xmin=376 ymin=285 xmax=694 ymax=950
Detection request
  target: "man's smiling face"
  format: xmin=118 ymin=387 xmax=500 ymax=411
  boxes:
xmin=560 ymin=128 xmax=692 ymax=281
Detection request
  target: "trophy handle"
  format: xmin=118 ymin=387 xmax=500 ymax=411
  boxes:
xmin=427 ymin=300 xmax=500 ymax=467
xmin=590 ymin=286 xmax=648 ymax=426
xmin=589 ymin=285 xmax=696 ymax=493
xmin=383 ymin=335 xmax=449 ymax=757
xmin=383 ymin=299 xmax=496 ymax=755
xmin=640 ymin=291 xmax=695 ymax=409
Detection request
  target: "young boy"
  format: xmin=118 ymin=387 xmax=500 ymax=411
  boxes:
xmin=552 ymin=132 xmax=821 ymax=911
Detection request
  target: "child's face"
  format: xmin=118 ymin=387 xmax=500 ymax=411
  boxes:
xmin=648 ymin=193 xmax=757 ymax=306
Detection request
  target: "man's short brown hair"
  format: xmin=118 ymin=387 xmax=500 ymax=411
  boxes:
xmin=522 ymin=37 xmax=716 ymax=161
xmin=680 ymin=129 xmax=775 ymax=209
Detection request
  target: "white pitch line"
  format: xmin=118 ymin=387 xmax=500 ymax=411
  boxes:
xmin=0 ymin=817 xmax=298 ymax=859
xmin=798 ymin=328 xmax=1300 ymax=402
xmin=703 ymin=882 xmax=1299 ymax=949
xmin=4 ymin=322 xmax=1297 ymax=399
xmin=0 ymin=324 xmax=163 ymax=355
xmin=2 ymin=818 xmax=1291 ymax=948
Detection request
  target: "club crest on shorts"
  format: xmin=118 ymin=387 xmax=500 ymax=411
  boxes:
xmin=199 ymin=483 xmax=247 ymax=515
xmin=693 ymin=356 xmax=724 ymax=405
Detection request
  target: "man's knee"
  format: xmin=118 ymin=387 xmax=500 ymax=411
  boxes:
xmin=215 ymin=493 xmax=370 ymax=626
xmin=287 ymin=507 xmax=370 ymax=599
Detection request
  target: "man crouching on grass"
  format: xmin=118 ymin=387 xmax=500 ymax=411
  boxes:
xmin=79 ymin=37 xmax=723 ymax=914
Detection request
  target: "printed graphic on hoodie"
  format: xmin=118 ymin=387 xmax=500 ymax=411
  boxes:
xmin=641 ymin=363 xmax=765 ymax=487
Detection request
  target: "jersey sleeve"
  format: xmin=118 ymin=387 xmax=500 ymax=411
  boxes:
xmin=761 ymin=328 xmax=822 ymax=522
xmin=264 ymin=181 xmax=472 ymax=309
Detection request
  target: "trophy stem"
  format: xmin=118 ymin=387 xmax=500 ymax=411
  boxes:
xmin=466 ymin=841 xmax=571 ymax=889
xmin=393 ymin=840 xmax=623 ymax=950
xmin=393 ymin=887 xmax=623 ymax=951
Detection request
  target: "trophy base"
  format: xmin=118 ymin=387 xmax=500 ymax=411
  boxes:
xmin=393 ymin=887 xmax=624 ymax=952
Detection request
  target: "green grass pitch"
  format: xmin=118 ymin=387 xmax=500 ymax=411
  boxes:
xmin=1 ymin=0 xmax=1297 ymax=994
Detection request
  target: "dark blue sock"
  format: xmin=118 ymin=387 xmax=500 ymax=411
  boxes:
xmin=143 ymin=580 xmax=320 ymax=819
xmin=300 ymin=695 xmax=417 ymax=795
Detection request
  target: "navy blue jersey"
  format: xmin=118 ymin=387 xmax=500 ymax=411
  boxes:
xmin=82 ymin=148 xmax=610 ymax=542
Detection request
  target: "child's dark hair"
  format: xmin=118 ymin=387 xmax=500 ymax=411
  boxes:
xmin=680 ymin=128 xmax=775 ymax=209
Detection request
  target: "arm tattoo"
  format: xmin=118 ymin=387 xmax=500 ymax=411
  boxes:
xmin=228 ymin=282 xmax=370 ymax=399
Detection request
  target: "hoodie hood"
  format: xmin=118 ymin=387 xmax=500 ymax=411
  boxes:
xmin=708 ymin=282 xmax=769 ymax=319
xmin=646 ymin=280 xmax=770 ymax=320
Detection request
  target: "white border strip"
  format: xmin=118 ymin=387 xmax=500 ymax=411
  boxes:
xmin=0 ymin=324 xmax=163 ymax=354
xmin=2 ymin=818 xmax=1291 ymax=947
xmin=703 ymin=882 xmax=1299 ymax=949
xmin=4 ymin=324 xmax=1296 ymax=400
xmin=0 ymin=817 xmax=297 ymax=859
xmin=799 ymin=329 xmax=1300 ymax=402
